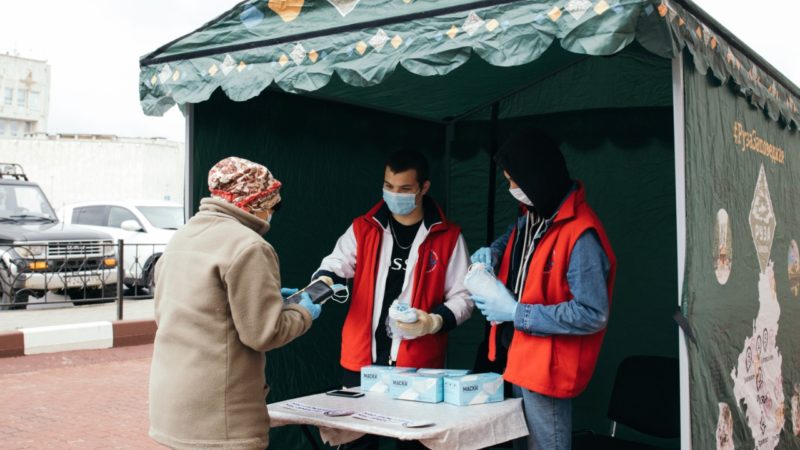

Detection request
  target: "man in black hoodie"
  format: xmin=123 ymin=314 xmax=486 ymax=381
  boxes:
xmin=470 ymin=130 xmax=616 ymax=450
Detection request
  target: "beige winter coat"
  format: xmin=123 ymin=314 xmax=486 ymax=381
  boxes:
xmin=149 ymin=197 xmax=312 ymax=449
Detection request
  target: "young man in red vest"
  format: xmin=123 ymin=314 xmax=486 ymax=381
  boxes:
xmin=312 ymin=150 xmax=472 ymax=450
xmin=471 ymin=130 xmax=616 ymax=450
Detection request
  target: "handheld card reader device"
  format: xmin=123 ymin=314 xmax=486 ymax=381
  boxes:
xmin=287 ymin=276 xmax=335 ymax=304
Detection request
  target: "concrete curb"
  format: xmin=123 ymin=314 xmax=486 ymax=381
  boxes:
xmin=0 ymin=319 xmax=156 ymax=357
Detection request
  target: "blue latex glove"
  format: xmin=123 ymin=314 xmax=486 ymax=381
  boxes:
xmin=472 ymin=280 xmax=518 ymax=323
xmin=280 ymin=287 xmax=298 ymax=299
xmin=470 ymin=247 xmax=495 ymax=271
xmin=297 ymin=292 xmax=321 ymax=320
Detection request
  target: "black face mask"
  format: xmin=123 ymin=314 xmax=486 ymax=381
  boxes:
xmin=495 ymin=129 xmax=572 ymax=219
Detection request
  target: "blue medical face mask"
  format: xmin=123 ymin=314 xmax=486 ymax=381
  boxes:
xmin=383 ymin=189 xmax=418 ymax=216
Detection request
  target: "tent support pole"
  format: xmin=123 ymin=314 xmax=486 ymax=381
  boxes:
xmin=672 ymin=53 xmax=692 ymax=450
xmin=445 ymin=121 xmax=454 ymax=217
xmin=184 ymin=103 xmax=195 ymax=221
xmin=486 ymin=102 xmax=499 ymax=245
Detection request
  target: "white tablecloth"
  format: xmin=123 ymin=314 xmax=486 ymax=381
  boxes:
xmin=268 ymin=389 xmax=529 ymax=450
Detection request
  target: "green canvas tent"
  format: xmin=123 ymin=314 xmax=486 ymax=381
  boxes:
xmin=140 ymin=1 xmax=800 ymax=448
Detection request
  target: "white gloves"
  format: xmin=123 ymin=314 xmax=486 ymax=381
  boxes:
xmin=395 ymin=309 xmax=443 ymax=338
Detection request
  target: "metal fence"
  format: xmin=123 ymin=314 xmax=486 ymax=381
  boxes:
xmin=0 ymin=240 xmax=165 ymax=319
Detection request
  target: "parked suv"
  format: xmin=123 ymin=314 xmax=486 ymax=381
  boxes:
xmin=0 ymin=163 xmax=118 ymax=309
xmin=60 ymin=200 xmax=183 ymax=291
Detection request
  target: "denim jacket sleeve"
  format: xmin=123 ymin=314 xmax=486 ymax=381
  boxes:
xmin=488 ymin=220 xmax=520 ymax=267
xmin=513 ymin=230 xmax=610 ymax=336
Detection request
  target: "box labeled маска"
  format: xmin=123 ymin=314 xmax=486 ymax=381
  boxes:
xmin=389 ymin=372 xmax=446 ymax=403
xmin=359 ymin=365 xmax=416 ymax=393
xmin=443 ymin=373 xmax=504 ymax=406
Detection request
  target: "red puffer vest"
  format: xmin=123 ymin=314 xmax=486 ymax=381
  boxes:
xmin=340 ymin=199 xmax=461 ymax=371
xmin=492 ymin=184 xmax=616 ymax=398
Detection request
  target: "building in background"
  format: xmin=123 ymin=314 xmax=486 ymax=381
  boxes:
xmin=0 ymin=53 xmax=50 ymax=137
xmin=0 ymin=134 xmax=184 ymax=209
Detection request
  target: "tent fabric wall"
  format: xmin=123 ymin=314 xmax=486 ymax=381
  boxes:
xmin=683 ymin=57 xmax=800 ymax=449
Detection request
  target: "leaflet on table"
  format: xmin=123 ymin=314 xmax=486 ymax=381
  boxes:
xmin=351 ymin=411 xmax=409 ymax=424
xmin=443 ymin=373 xmax=504 ymax=406
xmin=281 ymin=401 xmax=340 ymax=414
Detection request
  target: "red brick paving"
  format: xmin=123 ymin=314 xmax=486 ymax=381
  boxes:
xmin=0 ymin=344 xmax=162 ymax=449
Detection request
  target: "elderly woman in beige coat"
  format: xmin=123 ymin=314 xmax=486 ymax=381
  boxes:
xmin=149 ymin=156 xmax=320 ymax=449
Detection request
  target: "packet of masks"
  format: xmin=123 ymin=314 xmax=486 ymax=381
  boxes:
xmin=464 ymin=263 xmax=509 ymax=326
xmin=464 ymin=263 xmax=504 ymax=299
xmin=386 ymin=300 xmax=418 ymax=340
xmin=443 ymin=373 xmax=504 ymax=406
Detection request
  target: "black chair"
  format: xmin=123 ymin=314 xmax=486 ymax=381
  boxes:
xmin=572 ymin=355 xmax=680 ymax=450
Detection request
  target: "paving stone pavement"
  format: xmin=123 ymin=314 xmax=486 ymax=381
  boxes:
xmin=0 ymin=344 xmax=162 ymax=449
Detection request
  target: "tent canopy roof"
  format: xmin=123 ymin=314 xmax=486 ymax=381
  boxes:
xmin=139 ymin=0 xmax=800 ymax=128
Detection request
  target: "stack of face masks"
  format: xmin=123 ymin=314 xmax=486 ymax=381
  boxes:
xmin=386 ymin=300 xmax=418 ymax=340
xmin=464 ymin=263 xmax=504 ymax=299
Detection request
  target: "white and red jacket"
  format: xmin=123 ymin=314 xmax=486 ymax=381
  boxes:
xmin=314 ymin=197 xmax=472 ymax=370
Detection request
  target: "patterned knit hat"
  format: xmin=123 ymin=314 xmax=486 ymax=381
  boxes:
xmin=208 ymin=156 xmax=282 ymax=213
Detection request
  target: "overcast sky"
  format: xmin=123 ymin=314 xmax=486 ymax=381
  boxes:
xmin=1 ymin=0 xmax=797 ymax=143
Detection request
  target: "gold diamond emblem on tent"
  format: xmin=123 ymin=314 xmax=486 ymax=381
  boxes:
xmin=269 ymin=0 xmax=304 ymax=22
xmin=391 ymin=35 xmax=403 ymax=49
xmin=748 ymin=66 xmax=759 ymax=82
xmin=749 ymin=164 xmax=776 ymax=274
xmin=548 ymin=7 xmax=562 ymax=22
xmin=279 ymin=54 xmax=289 ymax=66
xmin=710 ymin=36 xmax=717 ymax=50
xmin=172 ymin=70 xmax=180 ymax=81
xmin=356 ymin=41 xmax=368 ymax=55
xmin=237 ymin=61 xmax=247 ymax=72
xmin=309 ymin=50 xmax=319 ymax=63
xmin=678 ymin=17 xmax=685 ymax=26
xmin=369 ymin=29 xmax=390 ymax=51
xmin=768 ymin=83 xmax=778 ymax=97
xmin=403 ymin=0 xmax=412 ymax=4
xmin=208 ymin=64 xmax=219 ymax=76
xmin=150 ymin=75 xmax=158 ymax=86
xmin=447 ymin=25 xmax=459 ymax=39
xmin=594 ymin=1 xmax=609 ymax=15
xmin=486 ymin=19 xmax=499 ymax=31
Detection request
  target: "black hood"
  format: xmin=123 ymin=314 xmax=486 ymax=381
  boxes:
xmin=495 ymin=129 xmax=572 ymax=219
xmin=0 ymin=221 xmax=113 ymax=243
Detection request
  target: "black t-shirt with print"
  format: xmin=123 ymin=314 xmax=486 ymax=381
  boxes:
xmin=374 ymin=216 xmax=422 ymax=363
